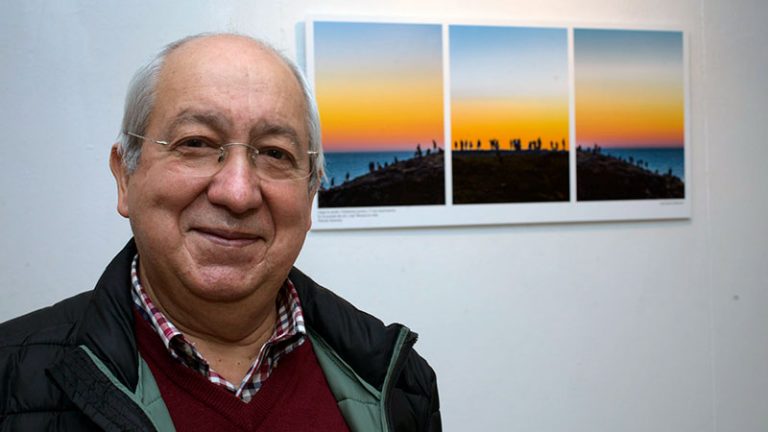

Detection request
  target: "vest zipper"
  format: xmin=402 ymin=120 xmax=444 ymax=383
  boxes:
xmin=382 ymin=327 xmax=418 ymax=431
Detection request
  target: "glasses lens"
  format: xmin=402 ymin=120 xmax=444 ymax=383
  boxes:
xmin=171 ymin=143 xmax=313 ymax=181
xmin=253 ymin=148 xmax=312 ymax=181
xmin=168 ymin=138 xmax=221 ymax=177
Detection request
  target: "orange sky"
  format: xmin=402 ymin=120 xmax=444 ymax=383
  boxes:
xmin=575 ymin=78 xmax=684 ymax=147
xmin=314 ymin=22 xmax=444 ymax=152
xmin=574 ymin=29 xmax=685 ymax=148
xmin=451 ymin=97 xmax=569 ymax=150
xmin=449 ymin=26 xmax=570 ymax=151
xmin=317 ymin=74 xmax=444 ymax=151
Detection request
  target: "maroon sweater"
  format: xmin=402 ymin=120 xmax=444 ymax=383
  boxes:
xmin=134 ymin=311 xmax=349 ymax=431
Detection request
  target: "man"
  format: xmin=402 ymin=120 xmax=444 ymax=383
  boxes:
xmin=0 ymin=33 xmax=440 ymax=431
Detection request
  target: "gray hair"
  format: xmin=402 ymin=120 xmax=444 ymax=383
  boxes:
xmin=117 ymin=33 xmax=324 ymax=190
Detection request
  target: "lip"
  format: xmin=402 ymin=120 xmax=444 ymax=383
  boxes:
xmin=191 ymin=227 xmax=261 ymax=247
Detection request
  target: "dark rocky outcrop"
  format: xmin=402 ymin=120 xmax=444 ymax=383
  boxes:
xmin=577 ymin=151 xmax=684 ymax=200
xmin=452 ymin=150 xmax=569 ymax=204
xmin=318 ymin=153 xmax=445 ymax=207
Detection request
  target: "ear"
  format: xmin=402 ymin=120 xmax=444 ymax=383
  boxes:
xmin=305 ymin=173 xmax=321 ymax=232
xmin=109 ymin=143 xmax=130 ymax=218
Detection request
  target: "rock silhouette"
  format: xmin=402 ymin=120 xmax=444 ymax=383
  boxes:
xmin=319 ymin=152 xmax=444 ymax=207
xmin=576 ymin=148 xmax=684 ymax=200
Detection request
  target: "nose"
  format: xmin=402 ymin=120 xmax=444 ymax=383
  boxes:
xmin=206 ymin=145 xmax=263 ymax=214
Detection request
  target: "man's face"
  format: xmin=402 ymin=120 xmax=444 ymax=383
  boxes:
xmin=111 ymin=36 xmax=316 ymax=303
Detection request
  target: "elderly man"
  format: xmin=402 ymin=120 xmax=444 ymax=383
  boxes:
xmin=0 ymin=34 xmax=440 ymax=431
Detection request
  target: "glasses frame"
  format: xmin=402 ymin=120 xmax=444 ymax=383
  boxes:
xmin=126 ymin=131 xmax=318 ymax=181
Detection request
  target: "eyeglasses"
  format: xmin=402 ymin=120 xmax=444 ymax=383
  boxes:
xmin=127 ymin=132 xmax=317 ymax=182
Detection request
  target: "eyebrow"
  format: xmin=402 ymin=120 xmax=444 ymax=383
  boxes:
xmin=250 ymin=122 xmax=302 ymax=151
xmin=161 ymin=109 xmax=305 ymax=150
xmin=163 ymin=109 xmax=232 ymax=137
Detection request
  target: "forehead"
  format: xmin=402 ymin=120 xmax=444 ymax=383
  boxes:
xmin=150 ymin=36 xmax=307 ymax=140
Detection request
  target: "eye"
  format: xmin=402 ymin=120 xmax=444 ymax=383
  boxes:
xmin=176 ymin=137 xmax=214 ymax=149
xmin=168 ymin=137 xmax=219 ymax=157
xmin=263 ymin=148 xmax=288 ymax=160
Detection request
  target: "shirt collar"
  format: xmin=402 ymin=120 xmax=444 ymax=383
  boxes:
xmin=129 ymin=253 xmax=307 ymax=399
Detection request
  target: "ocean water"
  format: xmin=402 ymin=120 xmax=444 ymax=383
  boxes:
xmin=323 ymin=151 xmax=416 ymax=188
xmin=599 ymin=147 xmax=685 ymax=181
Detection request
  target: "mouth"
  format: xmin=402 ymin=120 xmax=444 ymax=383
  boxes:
xmin=191 ymin=227 xmax=262 ymax=248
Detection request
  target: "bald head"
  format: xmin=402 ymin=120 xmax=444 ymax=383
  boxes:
xmin=159 ymin=35 xmax=301 ymax=98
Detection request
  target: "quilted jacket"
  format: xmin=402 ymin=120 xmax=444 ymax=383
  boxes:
xmin=0 ymin=240 xmax=441 ymax=431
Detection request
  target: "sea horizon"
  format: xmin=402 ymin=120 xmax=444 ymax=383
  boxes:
xmin=581 ymin=146 xmax=685 ymax=181
xmin=322 ymin=150 xmax=423 ymax=188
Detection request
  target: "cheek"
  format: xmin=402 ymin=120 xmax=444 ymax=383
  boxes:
xmin=264 ymin=186 xmax=313 ymax=233
xmin=127 ymin=170 xmax=208 ymax=231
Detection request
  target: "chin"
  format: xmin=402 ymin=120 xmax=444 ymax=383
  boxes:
xmin=187 ymin=266 xmax=273 ymax=302
xmin=188 ymin=281 xmax=257 ymax=303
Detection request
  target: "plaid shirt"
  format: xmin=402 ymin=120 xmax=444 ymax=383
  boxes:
xmin=130 ymin=254 xmax=307 ymax=402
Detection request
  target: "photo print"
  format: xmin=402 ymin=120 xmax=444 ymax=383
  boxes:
xmin=574 ymin=29 xmax=686 ymax=201
xmin=313 ymin=21 xmax=445 ymax=208
xmin=450 ymin=25 xmax=570 ymax=204
xmin=307 ymin=19 xmax=690 ymax=229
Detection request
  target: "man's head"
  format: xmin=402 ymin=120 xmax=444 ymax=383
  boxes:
xmin=117 ymin=33 xmax=324 ymax=190
xmin=110 ymin=34 xmax=320 ymax=307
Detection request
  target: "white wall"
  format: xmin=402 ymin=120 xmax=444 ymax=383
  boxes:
xmin=1 ymin=1 xmax=766 ymax=431
xmin=701 ymin=0 xmax=768 ymax=430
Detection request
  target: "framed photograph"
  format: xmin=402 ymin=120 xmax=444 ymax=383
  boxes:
xmin=305 ymin=19 xmax=690 ymax=230
xmin=574 ymin=29 xmax=686 ymax=202
xmin=313 ymin=22 xmax=445 ymax=208
xmin=450 ymin=25 xmax=570 ymax=205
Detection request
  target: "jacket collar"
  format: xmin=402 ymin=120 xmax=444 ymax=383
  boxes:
xmin=289 ymin=267 xmax=411 ymax=391
xmin=73 ymin=239 xmax=140 ymax=389
xmin=67 ymin=239 xmax=409 ymax=393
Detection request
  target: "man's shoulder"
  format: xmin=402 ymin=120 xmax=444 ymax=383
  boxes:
xmin=288 ymin=266 xmax=393 ymax=342
xmin=0 ymin=291 xmax=97 ymax=426
xmin=289 ymin=267 xmax=441 ymax=430
xmin=0 ymin=291 xmax=93 ymax=349
xmin=288 ymin=266 xmax=434 ymax=386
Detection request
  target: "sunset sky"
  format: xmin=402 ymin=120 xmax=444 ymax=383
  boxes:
xmin=450 ymin=25 xmax=570 ymax=150
xmin=313 ymin=22 xmax=444 ymax=152
xmin=575 ymin=29 xmax=685 ymax=149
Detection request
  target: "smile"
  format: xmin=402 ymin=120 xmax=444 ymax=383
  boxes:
xmin=191 ymin=227 xmax=262 ymax=248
